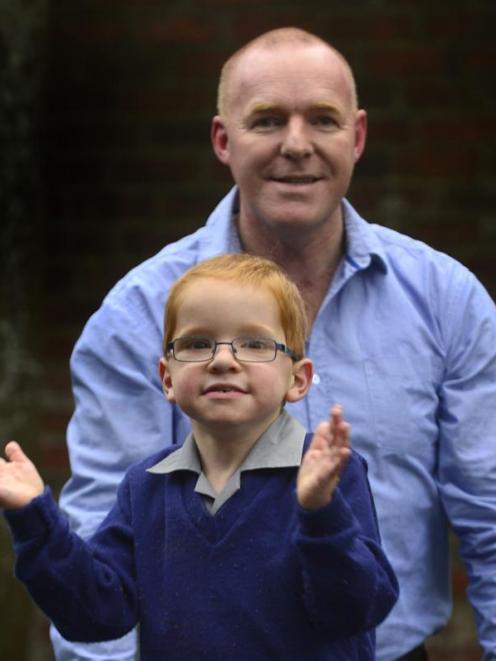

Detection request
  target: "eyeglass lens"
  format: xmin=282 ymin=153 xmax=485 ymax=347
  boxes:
xmin=172 ymin=336 xmax=277 ymax=362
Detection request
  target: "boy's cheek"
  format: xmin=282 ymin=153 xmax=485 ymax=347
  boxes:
xmin=168 ymin=380 xmax=197 ymax=406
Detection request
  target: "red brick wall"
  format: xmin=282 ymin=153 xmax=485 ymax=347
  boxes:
xmin=4 ymin=1 xmax=496 ymax=658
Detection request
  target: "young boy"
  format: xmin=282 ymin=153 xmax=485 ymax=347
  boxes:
xmin=0 ymin=254 xmax=398 ymax=660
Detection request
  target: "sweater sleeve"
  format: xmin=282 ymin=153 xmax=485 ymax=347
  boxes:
xmin=4 ymin=482 xmax=138 ymax=643
xmin=293 ymin=451 xmax=399 ymax=636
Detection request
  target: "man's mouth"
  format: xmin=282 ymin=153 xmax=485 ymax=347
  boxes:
xmin=272 ymin=174 xmax=321 ymax=184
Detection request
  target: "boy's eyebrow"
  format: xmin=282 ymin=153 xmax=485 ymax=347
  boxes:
xmin=176 ymin=324 xmax=279 ymax=338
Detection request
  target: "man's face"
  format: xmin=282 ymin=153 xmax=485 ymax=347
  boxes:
xmin=212 ymin=42 xmax=367 ymax=236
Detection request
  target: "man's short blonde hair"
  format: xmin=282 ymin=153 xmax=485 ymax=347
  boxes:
xmin=164 ymin=253 xmax=308 ymax=360
xmin=216 ymin=27 xmax=358 ymax=117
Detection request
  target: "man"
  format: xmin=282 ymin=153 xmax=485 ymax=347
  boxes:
xmin=52 ymin=27 xmax=496 ymax=661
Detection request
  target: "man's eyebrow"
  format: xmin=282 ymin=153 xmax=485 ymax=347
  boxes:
xmin=246 ymin=101 xmax=341 ymax=115
xmin=246 ymin=103 xmax=281 ymax=115
xmin=310 ymin=102 xmax=341 ymax=113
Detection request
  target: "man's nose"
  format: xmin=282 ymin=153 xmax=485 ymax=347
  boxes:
xmin=280 ymin=117 xmax=313 ymax=159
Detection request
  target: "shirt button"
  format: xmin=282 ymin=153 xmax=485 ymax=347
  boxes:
xmin=312 ymin=374 xmax=321 ymax=385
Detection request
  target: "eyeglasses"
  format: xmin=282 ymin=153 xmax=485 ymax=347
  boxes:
xmin=166 ymin=336 xmax=297 ymax=363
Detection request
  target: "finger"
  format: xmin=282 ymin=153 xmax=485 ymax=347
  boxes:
xmin=329 ymin=406 xmax=350 ymax=449
xmin=5 ymin=441 xmax=29 ymax=463
xmin=330 ymin=403 xmax=343 ymax=427
xmin=335 ymin=421 xmax=350 ymax=450
xmin=311 ymin=421 xmax=332 ymax=447
xmin=335 ymin=446 xmax=351 ymax=470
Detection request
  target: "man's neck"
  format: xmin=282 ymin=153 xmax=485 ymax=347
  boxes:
xmin=237 ymin=214 xmax=345 ymax=327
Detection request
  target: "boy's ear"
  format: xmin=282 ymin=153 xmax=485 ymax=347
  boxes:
xmin=286 ymin=358 xmax=313 ymax=403
xmin=159 ymin=357 xmax=176 ymax=404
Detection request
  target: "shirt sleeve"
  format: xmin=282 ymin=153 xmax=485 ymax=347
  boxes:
xmin=52 ymin=273 xmax=191 ymax=659
xmin=293 ymin=452 xmax=399 ymax=637
xmin=5 ymin=483 xmax=138 ymax=643
xmin=436 ymin=268 xmax=496 ymax=654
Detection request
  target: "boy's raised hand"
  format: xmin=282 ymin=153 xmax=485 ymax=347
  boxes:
xmin=297 ymin=405 xmax=351 ymax=511
xmin=0 ymin=441 xmax=44 ymax=510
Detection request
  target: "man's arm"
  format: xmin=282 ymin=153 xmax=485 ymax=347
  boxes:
xmin=437 ymin=269 xmax=496 ymax=657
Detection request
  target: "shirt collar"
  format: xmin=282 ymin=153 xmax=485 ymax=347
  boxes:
xmin=146 ymin=410 xmax=306 ymax=476
xmin=342 ymin=198 xmax=388 ymax=274
xmin=200 ymin=188 xmax=388 ymax=275
xmin=200 ymin=186 xmax=242 ymax=257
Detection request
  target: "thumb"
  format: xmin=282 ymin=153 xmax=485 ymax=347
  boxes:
xmin=5 ymin=441 xmax=30 ymax=463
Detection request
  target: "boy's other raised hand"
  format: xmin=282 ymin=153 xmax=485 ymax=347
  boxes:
xmin=0 ymin=441 xmax=44 ymax=510
xmin=297 ymin=405 xmax=351 ymax=511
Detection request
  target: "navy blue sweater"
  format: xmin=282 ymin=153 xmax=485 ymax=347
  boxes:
xmin=6 ymin=436 xmax=398 ymax=660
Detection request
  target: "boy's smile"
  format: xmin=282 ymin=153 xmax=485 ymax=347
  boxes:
xmin=202 ymin=383 xmax=248 ymax=398
xmin=159 ymin=277 xmax=311 ymax=449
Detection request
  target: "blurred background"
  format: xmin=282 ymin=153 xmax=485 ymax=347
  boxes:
xmin=1 ymin=1 xmax=495 ymax=659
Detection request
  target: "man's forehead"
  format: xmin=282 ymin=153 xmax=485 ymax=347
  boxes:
xmin=236 ymin=40 xmax=336 ymax=73
xmin=231 ymin=43 xmax=349 ymax=94
xmin=219 ymin=37 xmax=357 ymax=117
xmin=232 ymin=55 xmax=352 ymax=113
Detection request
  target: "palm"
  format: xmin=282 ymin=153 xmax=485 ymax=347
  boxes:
xmin=0 ymin=442 xmax=44 ymax=509
xmin=297 ymin=405 xmax=350 ymax=510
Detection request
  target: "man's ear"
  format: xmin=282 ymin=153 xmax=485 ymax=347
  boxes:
xmin=353 ymin=109 xmax=367 ymax=163
xmin=286 ymin=358 xmax=313 ymax=403
xmin=211 ymin=115 xmax=231 ymax=165
xmin=159 ymin=357 xmax=176 ymax=404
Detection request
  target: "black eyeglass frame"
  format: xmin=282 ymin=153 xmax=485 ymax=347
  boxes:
xmin=166 ymin=336 xmax=297 ymax=363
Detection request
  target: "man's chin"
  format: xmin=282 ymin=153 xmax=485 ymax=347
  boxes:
xmin=260 ymin=206 xmax=331 ymax=232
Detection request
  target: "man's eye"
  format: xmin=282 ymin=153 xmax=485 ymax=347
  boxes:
xmin=252 ymin=116 xmax=283 ymax=130
xmin=312 ymin=115 xmax=339 ymax=129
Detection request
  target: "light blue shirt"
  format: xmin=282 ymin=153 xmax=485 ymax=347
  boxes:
xmin=52 ymin=188 xmax=496 ymax=661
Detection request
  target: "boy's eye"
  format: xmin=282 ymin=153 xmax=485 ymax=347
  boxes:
xmin=182 ymin=337 xmax=212 ymax=350
xmin=238 ymin=337 xmax=272 ymax=350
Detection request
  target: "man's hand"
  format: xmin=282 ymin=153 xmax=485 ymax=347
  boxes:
xmin=297 ymin=405 xmax=351 ymax=510
xmin=0 ymin=441 xmax=44 ymax=509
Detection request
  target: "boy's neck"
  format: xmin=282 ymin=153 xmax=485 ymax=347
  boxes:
xmin=191 ymin=420 xmax=272 ymax=495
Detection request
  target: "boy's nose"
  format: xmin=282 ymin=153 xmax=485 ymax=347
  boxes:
xmin=208 ymin=343 xmax=240 ymax=370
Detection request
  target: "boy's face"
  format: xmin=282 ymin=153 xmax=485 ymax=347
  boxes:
xmin=160 ymin=278 xmax=312 ymax=443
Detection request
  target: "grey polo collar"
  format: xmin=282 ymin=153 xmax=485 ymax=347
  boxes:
xmin=147 ymin=410 xmax=306 ymax=514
